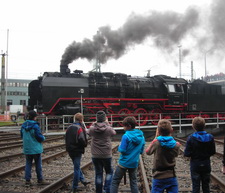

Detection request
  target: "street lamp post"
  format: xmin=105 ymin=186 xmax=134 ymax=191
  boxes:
xmin=204 ymin=52 xmax=207 ymax=77
xmin=78 ymin=88 xmax=84 ymax=114
xmin=204 ymin=48 xmax=214 ymax=78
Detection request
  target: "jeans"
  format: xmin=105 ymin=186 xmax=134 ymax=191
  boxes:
xmin=191 ymin=170 xmax=210 ymax=193
xmin=92 ymin=157 xmax=113 ymax=193
xmin=151 ymin=177 xmax=178 ymax=193
xmin=70 ymin=153 xmax=85 ymax=189
xmin=110 ymin=166 xmax=138 ymax=193
xmin=25 ymin=154 xmax=43 ymax=181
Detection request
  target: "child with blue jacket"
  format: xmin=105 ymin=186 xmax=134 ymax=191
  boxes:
xmin=20 ymin=110 xmax=48 ymax=186
xmin=184 ymin=117 xmax=215 ymax=193
xmin=110 ymin=116 xmax=145 ymax=193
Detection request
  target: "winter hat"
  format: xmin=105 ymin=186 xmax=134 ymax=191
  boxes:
xmin=28 ymin=110 xmax=37 ymax=120
xmin=96 ymin=111 xmax=106 ymax=122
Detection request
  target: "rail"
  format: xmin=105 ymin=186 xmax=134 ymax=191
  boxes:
xmin=36 ymin=112 xmax=225 ymax=134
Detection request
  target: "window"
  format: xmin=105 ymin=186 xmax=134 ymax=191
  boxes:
xmin=20 ymin=100 xmax=26 ymax=105
xmin=167 ymin=84 xmax=183 ymax=93
xmin=175 ymin=84 xmax=183 ymax=92
xmin=7 ymin=100 xmax=13 ymax=106
xmin=168 ymin=84 xmax=175 ymax=92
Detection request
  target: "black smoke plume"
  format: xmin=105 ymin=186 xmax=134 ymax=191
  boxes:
xmin=60 ymin=7 xmax=199 ymax=68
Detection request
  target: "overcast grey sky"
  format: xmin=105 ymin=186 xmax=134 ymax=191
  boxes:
xmin=1 ymin=0 xmax=224 ymax=80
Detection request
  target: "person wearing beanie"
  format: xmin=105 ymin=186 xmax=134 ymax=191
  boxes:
xmin=20 ymin=110 xmax=49 ymax=186
xmin=87 ymin=111 xmax=116 ymax=193
xmin=96 ymin=111 xmax=106 ymax=123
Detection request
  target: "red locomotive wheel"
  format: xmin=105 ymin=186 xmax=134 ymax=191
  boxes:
xmin=84 ymin=109 xmax=95 ymax=128
xmin=118 ymin=108 xmax=131 ymax=126
xmin=106 ymin=109 xmax=115 ymax=126
xmin=150 ymin=108 xmax=162 ymax=125
xmin=134 ymin=108 xmax=148 ymax=126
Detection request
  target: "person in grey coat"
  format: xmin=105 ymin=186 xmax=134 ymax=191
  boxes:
xmin=87 ymin=111 xmax=116 ymax=193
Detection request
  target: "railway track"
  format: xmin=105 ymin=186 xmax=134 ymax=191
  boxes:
xmin=175 ymin=138 xmax=225 ymax=192
xmin=0 ymin=132 xmax=151 ymax=193
xmin=1 ymin=131 xmax=225 ymax=192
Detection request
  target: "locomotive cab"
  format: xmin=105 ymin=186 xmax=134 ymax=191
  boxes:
xmin=165 ymin=83 xmax=185 ymax=105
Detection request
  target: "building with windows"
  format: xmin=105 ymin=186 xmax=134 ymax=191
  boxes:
xmin=0 ymin=79 xmax=32 ymax=109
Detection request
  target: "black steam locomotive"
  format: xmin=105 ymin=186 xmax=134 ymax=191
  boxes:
xmin=28 ymin=65 xmax=225 ymax=125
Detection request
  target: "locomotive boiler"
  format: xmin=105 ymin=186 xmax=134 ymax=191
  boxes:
xmin=28 ymin=65 xmax=225 ymax=126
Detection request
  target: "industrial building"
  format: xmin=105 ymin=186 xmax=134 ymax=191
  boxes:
xmin=0 ymin=79 xmax=31 ymax=111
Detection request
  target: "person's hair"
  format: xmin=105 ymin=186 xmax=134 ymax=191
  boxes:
xmin=74 ymin=113 xmax=83 ymax=122
xmin=158 ymin=119 xmax=173 ymax=136
xmin=28 ymin=110 xmax=37 ymax=120
xmin=122 ymin=116 xmax=136 ymax=129
xmin=192 ymin=116 xmax=205 ymax=131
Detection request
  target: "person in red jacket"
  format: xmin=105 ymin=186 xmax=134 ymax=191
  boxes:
xmin=65 ymin=113 xmax=90 ymax=192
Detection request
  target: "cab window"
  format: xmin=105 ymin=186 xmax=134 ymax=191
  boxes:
xmin=167 ymin=84 xmax=183 ymax=93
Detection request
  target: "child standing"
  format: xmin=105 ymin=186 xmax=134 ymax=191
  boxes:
xmin=184 ymin=116 xmax=215 ymax=193
xmin=146 ymin=119 xmax=180 ymax=193
xmin=110 ymin=116 xmax=145 ymax=193
xmin=222 ymin=136 xmax=225 ymax=174
xmin=20 ymin=110 xmax=48 ymax=185
xmin=87 ymin=111 xmax=116 ymax=193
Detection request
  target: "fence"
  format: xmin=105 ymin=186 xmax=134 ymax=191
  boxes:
xmin=36 ymin=112 xmax=225 ymax=134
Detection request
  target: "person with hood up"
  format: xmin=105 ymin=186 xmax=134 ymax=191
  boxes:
xmin=87 ymin=111 xmax=116 ymax=193
xmin=20 ymin=110 xmax=48 ymax=186
xmin=146 ymin=119 xmax=180 ymax=193
xmin=110 ymin=116 xmax=145 ymax=193
xmin=184 ymin=117 xmax=215 ymax=193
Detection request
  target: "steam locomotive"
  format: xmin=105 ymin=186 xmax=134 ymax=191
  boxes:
xmin=28 ymin=65 xmax=225 ymax=125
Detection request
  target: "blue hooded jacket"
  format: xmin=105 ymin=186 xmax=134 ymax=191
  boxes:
xmin=184 ymin=131 xmax=215 ymax=161
xmin=157 ymin=136 xmax=177 ymax=148
xmin=20 ymin=120 xmax=45 ymax=155
xmin=118 ymin=129 xmax=145 ymax=168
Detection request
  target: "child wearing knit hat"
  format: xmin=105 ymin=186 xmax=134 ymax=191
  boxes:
xmin=87 ymin=110 xmax=116 ymax=193
xmin=96 ymin=111 xmax=106 ymax=122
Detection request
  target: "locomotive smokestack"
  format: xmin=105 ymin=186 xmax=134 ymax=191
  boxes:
xmin=60 ymin=64 xmax=70 ymax=74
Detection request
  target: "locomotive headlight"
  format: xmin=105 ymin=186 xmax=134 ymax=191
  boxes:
xmin=79 ymin=88 xmax=84 ymax=94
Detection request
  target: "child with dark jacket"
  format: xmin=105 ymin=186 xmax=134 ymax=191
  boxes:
xmin=184 ymin=116 xmax=215 ymax=193
xmin=65 ymin=113 xmax=90 ymax=192
xmin=87 ymin=111 xmax=116 ymax=193
xmin=222 ymin=136 xmax=225 ymax=174
xmin=110 ymin=116 xmax=145 ymax=193
xmin=146 ymin=119 xmax=180 ymax=193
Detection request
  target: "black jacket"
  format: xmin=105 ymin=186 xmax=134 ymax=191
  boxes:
xmin=65 ymin=122 xmax=87 ymax=156
xmin=184 ymin=131 xmax=215 ymax=170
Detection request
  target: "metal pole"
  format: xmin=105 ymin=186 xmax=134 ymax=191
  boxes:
xmin=179 ymin=113 xmax=182 ymax=133
xmin=81 ymin=94 xmax=83 ymax=114
xmin=6 ymin=29 xmax=9 ymax=110
xmin=204 ymin=52 xmax=207 ymax=77
xmin=178 ymin=45 xmax=182 ymax=78
xmin=191 ymin=61 xmax=193 ymax=81
xmin=1 ymin=53 xmax=6 ymax=113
